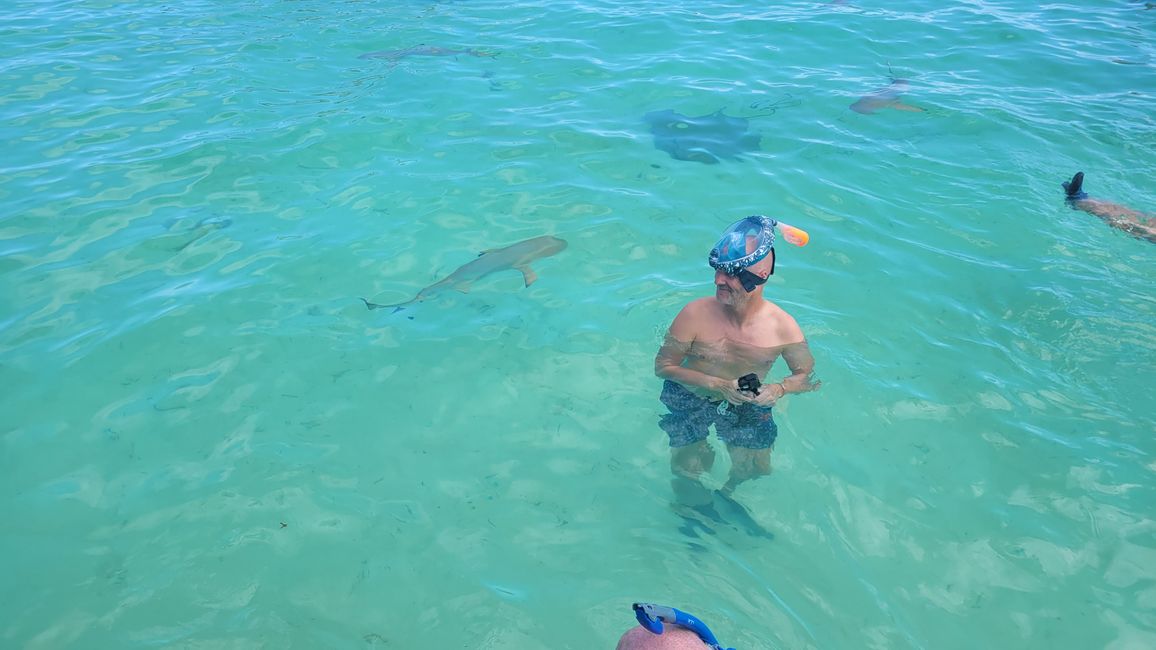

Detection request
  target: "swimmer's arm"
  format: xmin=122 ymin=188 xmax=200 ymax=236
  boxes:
xmin=654 ymin=333 xmax=724 ymax=391
xmin=778 ymin=341 xmax=821 ymax=394
xmin=654 ymin=303 xmax=728 ymax=393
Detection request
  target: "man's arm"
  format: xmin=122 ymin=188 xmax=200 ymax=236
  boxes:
xmin=778 ymin=341 xmax=820 ymax=394
xmin=654 ymin=302 xmax=725 ymax=393
xmin=1075 ymin=200 xmax=1156 ymax=243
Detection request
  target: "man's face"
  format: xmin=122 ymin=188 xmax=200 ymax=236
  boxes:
xmin=712 ymin=249 xmax=773 ymax=303
xmin=714 ymin=268 xmax=762 ymax=304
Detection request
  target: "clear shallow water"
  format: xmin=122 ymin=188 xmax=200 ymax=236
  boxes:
xmin=2 ymin=0 xmax=1155 ymax=648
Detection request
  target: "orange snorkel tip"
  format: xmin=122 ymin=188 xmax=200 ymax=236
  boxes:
xmin=775 ymin=221 xmax=810 ymax=247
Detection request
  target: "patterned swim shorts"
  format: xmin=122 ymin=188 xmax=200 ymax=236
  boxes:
xmin=658 ymin=380 xmax=778 ymax=450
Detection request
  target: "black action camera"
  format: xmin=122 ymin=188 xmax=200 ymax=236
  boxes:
xmin=737 ymin=373 xmax=761 ymax=395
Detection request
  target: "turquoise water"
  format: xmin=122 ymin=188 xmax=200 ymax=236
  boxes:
xmin=2 ymin=0 xmax=1155 ymax=647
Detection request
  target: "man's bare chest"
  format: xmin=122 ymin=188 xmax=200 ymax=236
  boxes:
xmin=687 ymin=336 xmax=783 ymax=366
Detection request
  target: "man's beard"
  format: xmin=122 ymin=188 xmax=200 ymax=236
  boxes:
xmin=716 ymin=284 xmax=748 ymax=307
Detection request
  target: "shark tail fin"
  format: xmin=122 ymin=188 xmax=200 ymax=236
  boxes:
xmin=364 ymin=294 xmax=419 ymax=312
xmin=1063 ymin=171 xmax=1088 ymax=201
xmin=362 ymin=297 xmax=406 ymax=312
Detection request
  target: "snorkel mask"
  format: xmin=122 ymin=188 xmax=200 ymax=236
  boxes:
xmin=632 ymin=603 xmax=735 ymax=650
xmin=708 ymin=215 xmax=810 ymax=292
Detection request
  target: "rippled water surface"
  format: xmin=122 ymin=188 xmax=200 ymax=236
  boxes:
xmin=2 ymin=0 xmax=1155 ymax=648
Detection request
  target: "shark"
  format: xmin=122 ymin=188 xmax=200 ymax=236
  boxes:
xmin=361 ymin=235 xmax=568 ymax=312
xmin=146 ymin=215 xmax=233 ymax=253
xmin=674 ymin=489 xmax=776 ymax=543
xmin=671 ymin=475 xmax=775 ymax=543
xmin=850 ymin=78 xmax=925 ymax=114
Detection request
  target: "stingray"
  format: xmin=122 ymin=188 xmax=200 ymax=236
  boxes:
xmin=643 ymin=108 xmax=762 ymax=165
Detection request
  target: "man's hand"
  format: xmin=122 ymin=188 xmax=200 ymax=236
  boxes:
xmin=715 ymin=378 xmax=757 ymax=406
xmin=749 ymin=387 xmax=781 ymax=408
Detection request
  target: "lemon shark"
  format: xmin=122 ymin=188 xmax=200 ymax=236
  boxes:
xmin=361 ymin=235 xmax=568 ymax=312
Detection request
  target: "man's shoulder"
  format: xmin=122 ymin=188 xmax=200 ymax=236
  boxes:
xmin=758 ymin=298 xmax=789 ymax=317
xmin=675 ymin=296 xmax=716 ymax=317
xmin=760 ymin=300 xmax=804 ymax=338
xmin=668 ymin=297 xmax=721 ymax=341
xmin=671 ymin=297 xmax=722 ymax=329
xmin=686 ymin=296 xmax=716 ymax=311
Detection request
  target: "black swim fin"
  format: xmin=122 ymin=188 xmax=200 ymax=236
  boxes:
xmin=1063 ymin=171 xmax=1088 ymax=201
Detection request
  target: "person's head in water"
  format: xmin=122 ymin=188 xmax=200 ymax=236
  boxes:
xmin=616 ymin=625 xmax=709 ymax=649
xmin=709 ymin=215 xmax=778 ymax=306
xmin=623 ymin=603 xmax=729 ymax=650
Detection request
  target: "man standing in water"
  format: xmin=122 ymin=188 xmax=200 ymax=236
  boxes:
xmin=654 ymin=216 xmax=820 ymax=513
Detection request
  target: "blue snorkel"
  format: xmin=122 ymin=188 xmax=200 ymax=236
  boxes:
xmin=632 ymin=603 xmax=736 ymax=650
